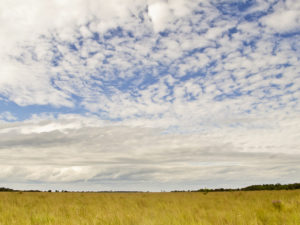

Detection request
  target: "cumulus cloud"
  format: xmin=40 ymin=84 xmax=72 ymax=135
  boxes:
xmin=261 ymin=0 xmax=300 ymax=33
xmin=148 ymin=2 xmax=170 ymax=32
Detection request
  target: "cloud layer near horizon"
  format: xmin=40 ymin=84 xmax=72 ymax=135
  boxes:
xmin=0 ymin=0 xmax=299 ymax=190
xmin=0 ymin=114 xmax=299 ymax=190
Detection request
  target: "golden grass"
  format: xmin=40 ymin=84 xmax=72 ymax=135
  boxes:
xmin=0 ymin=190 xmax=300 ymax=225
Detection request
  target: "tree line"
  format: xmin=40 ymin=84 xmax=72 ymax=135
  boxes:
xmin=241 ymin=183 xmax=300 ymax=191
xmin=0 ymin=187 xmax=41 ymax=192
xmin=172 ymin=183 xmax=300 ymax=192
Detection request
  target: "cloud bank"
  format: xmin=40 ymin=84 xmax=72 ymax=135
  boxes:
xmin=0 ymin=114 xmax=299 ymax=191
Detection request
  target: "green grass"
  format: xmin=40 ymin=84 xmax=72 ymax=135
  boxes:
xmin=0 ymin=190 xmax=300 ymax=225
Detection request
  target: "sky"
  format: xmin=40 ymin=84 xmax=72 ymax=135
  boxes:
xmin=0 ymin=0 xmax=299 ymax=192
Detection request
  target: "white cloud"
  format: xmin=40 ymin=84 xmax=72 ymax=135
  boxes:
xmin=0 ymin=113 xmax=299 ymax=189
xmin=0 ymin=112 xmax=17 ymax=121
xmin=0 ymin=59 xmax=73 ymax=107
xmin=0 ymin=0 xmax=298 ymax=115
xmin=148 ymin=1 xmax=172 ymax=32
xmin=262 ymin=10 xmax=300 ymax=33
xmin=261 ymin=0 xmax=300 ymax=33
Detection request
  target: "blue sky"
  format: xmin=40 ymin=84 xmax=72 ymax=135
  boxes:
xmin=0 ymin=0 xmax=299 ymax=191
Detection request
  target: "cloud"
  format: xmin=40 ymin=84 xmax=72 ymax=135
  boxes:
xmin=261 ymin=0 xmax=300 ymax=33
xmin=0 ymin=114 xmax=299 ymax=190
xmin=0 ymin=0 xmax=299 ymax=117
xmin=0 ymin=0 xmax=300 ymax=190
xmin=0 ymin=112 xmax=17 ymax=121
xmin=148 ymin=1 xmax=171 ymax=32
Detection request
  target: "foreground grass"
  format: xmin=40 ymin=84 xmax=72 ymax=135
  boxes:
xmin=0 ymin=190 xmax=300 ymax=225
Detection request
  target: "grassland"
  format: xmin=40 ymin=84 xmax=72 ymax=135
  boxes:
xmin=0 ymin=190 xmax=299 ymax=225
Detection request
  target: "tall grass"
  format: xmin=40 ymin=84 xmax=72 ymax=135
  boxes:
xmin=0 ymin=190 xmax=299 ymax=225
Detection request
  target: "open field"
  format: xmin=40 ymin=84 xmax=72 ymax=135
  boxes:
xmin=0 ymin=190 xmax=300 ymax=225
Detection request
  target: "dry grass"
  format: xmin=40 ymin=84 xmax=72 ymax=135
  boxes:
xmin=0 ymin=190 xmax=300 ymax=225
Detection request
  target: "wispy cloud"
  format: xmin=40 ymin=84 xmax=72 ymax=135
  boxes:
xmin=0 ymin=111 xmax=17 ymax=121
